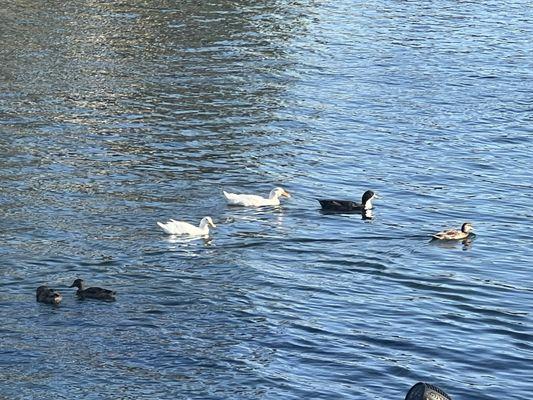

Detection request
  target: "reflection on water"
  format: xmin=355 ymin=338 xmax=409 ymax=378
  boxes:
xmin=164 ymin=235 xmax=213 ymax=246
xmin=1 ymin=0 xmax=532 ymax=399
xmin=320 ymin=208 xmax=375 ymax=221
xmin=362 ymin=209 xmax=374 ymax=221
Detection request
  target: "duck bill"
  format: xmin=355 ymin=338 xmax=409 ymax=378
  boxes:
xmin=283 ymin=191 xmax=291 ymax=198
xmin=210 ymin=222 xmax=217 ymax=228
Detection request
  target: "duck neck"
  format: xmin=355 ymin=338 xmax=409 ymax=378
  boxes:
xmin=199 ymin=219 xmax=209 ymax=230
xmin=269 ymin=190 xmax=279 ymax=200
xmin=364 ymin=198 xmax=373 ymax=210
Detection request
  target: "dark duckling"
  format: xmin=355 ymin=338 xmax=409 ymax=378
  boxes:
xmin=405 ymin=382 xmax=452 ymax=400
xmin=318 ymin=190 xmax=378 ymax=212
xmin=36 ymin=285 xmax=62 ymax=305
xmin=69 ymin=278 xmax=116 ymax=301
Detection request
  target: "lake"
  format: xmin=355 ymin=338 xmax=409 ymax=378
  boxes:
xmin=0 ymin=1 xmax=532 ymax=399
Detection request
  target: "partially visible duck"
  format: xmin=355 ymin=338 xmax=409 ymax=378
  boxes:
xmin=157 ymin=216 xmax=216 ymax=236
xmin=432 ymin=222 xmax=473 ymax=240
xmin=223 ymin=187 xmax=291 ymax=207
xmin=70 ymin=278 xmax=116 ymax=301
xmin=405 ymin=382 xmax=452 ymax=400
xmin=318 ymin=190 xmax=378 ymax=212
xmin=36 ymin=285 xmax=62 ymax=305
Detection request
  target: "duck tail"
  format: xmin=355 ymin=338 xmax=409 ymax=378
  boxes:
xmin=157 ymin=221 xmax=171 ymax=234
xmin=223 ymin=191 xmax=239 ymax=203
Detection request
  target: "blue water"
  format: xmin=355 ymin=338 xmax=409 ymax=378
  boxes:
xmin=1 ymin=1 xmax=532 ymax=399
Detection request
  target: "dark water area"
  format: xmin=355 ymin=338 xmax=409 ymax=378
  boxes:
xmin=1 ymin=1 xmax=532 ymax=398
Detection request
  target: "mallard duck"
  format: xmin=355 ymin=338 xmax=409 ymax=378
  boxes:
xmin=432 ymin=222 xmax=473 ymax=240
xmin=318 ymin=190 xmax=378 ymax=212
xmin=223 ymin=187 xmax=291 ymax=207
xmin=405 ymin=382 xmax=452 ymax=400
xmin=36 ymin=285 xmax=62 ymax=305
xmin=157 ymin=216 xmax=216 ymax=236
xmin=70 ymin=278 xmax=116 ymax=301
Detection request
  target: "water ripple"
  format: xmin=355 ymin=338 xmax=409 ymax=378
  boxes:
xmin=1 ymin=0 xmax=532 ymax=399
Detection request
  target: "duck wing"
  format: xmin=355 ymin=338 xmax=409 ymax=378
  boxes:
xmin=158 ymin=220 xmax=199 ymax=235
xmin=432 ymin=229 xmax=459 ymax=240
xmin=223 ymin=191 xmax=268 ymax=206
xmin=318 ymin=199 xmax=360 ymax=211
xmin=83 ymin=287 xmax=117 ymax=300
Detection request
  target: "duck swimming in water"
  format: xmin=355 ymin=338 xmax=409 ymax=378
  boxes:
xmin=223 ymin=187 xmax=291 ymax=207
xmin=36 ymin=285 xmax=62 ymax=305
xmin=318 ymin=190 xmax=378 ymax=212
xmin=70 ymin=278 xmax=116 ymax=301
xmin=157 ymin=216 xmax=216 ymax=236
xmin=432 ymin=222 xmax=473 ymax=240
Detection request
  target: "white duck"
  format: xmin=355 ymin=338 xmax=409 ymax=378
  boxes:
xmin=223 ymin=187 xmax=291 ymax=207
xmin=157 ymin=216 xmax=216 ymax=236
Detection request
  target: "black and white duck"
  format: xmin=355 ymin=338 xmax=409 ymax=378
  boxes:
xmin=69 ymin=278 xmax=117 ymax=301
xmin=36 ymin=285 xmax=62 ymax=305
xmin=318 ymin=190 xmax=378 ymax=212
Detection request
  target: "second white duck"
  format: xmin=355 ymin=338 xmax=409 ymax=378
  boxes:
xmin=223 ymin=187 xmax=291 ymax=207
xmin=157 ymin=216 xmax=216 ymax=236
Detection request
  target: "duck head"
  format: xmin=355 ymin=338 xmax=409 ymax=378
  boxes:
xmin=269 ymin=187 xmax=291 ymax=199
xmin=50 ymin=291 xmax=62 ymax=304
xmin=200 ymin=216 xmax=216 ymax=229
xmin=461 ymin=222 xmax=473 ymax=234
xmin=69 ymin=278 xmax=85 ymax=290
xmin=361 ymin=190 xmax=378 ymax=210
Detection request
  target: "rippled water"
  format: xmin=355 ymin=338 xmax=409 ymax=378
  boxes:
xmin=1 ymin=1 xmax=532 ymax=399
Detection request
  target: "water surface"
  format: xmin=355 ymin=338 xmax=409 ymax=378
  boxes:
xmin=1 ymin=1 xmax=532 ymax=399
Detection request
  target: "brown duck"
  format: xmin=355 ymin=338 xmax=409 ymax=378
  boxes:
xmin=432 ymin=222 xmax=474 ymax=240
xmin=36 ymin=285 xmax=62 ymax=305
xmin=70 ymin=278 xmax=117 ymax=301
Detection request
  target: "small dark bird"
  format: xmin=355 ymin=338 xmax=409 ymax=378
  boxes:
xmin=69 ymin=278 xmax=116 ymax=301
xmin=318 ymin=190 xmax=378 ymax=212
xmin=36 ymin=285 xmax=62 ymax=305
xmin=405 ymin=382 xmax=452 ymax=400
